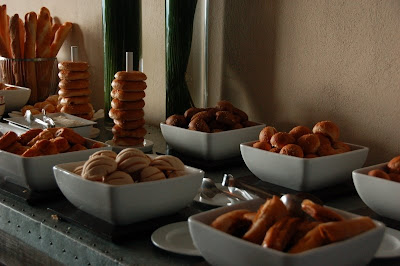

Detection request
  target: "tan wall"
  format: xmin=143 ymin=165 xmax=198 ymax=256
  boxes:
xmin=4 ymin=0 xmax=400 ymax=165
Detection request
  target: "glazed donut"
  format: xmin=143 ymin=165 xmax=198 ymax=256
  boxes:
xmin=252 ymin=141 xmax=271 ymax=151
xmin=45 ymin=95 xmax=59 ymax=106
xmin=289 ymin=126 xmax=312 ymax=140
xmin=259 ymin=126 xmax=277 ymax=143
xmin=140 ymin=166 xmax=166 ymax=182
xmin=59 ymin=79 xmax=90 ymax=90
xmin=61 ymin=103 xmax=93 ymax=115
xmin=111 ymin=79 xmax=147 ymax=91
xmin=58 ymin=61 xmax=89 ymax=72
xmin=111 ymin=98 xmax=145 ymax=110
xmin=113 ymin=118 xmax=146 ymax=130
xmin=215 ymin=111 xmax=239 ymax=126
xmin=112 ymin=125 xmax=147 ymax=138
xmin=113 ymin=136 xmax=144 ymax=147
xmin=368 ymin=169 xmax=390 ymax=180
xmin=55 ymin=128 xmax=86 ymax=146
xmin=184 ymin=107 xmax=203 ymax=120
xmin=0 ymin=131 xmax=18 ymax=150
xmin=59 ymin=96 xmax=90 ymax=105
xmin=110 ymin=89 xmax=145 ymax=101
xmin=109 ymin=108 xmax=144 ymax=121
xmin=150 ymin=155 xmax=185 ymax=171
xmin=216 ymin=100 xmax=234 ymax=112
xmin=114 ymin=71 xmax=147 ymax=81
xmin=81 ymin=155 xmax=117 ymax=181
xmin=270 ymin=132 xmax=295 ymax=149
xmin=280 ymin=144 xmax=304 ymax=158
xmin=18 ymin=128 xmax=43 ymax=146
xmin=188 ymin=117 xmax=210 ymax=133
xmin=115 ymin=147 xmax=150 ymax=173
xmin=388 ymin=155 xmax=400 ymax=174
xmin=58 ymin=88 xmax=91 ymax=97
xmin=297 ymin=134 xmax=320 ymax=154
xmin=312 ymin=121 xmax=340 ymax=141
xmin=103 ymin=171 xmax=134 ymax=185
xmin=58 ymin=70 xmax=90 ymax=81
xmin=165 ymin=114 xmax=187 ymax=128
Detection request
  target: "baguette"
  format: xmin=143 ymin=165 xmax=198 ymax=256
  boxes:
xmin=50 ymin=22 xmax=60 ymax=44
xmin=18 ymin=17 xmax=24 ymax=58
xmin=50 ymin=22 xmax=72 ymax=57
xmin=36 ymin=7 xmax=52 ymax=58
xmin=24 ymin=12 xmax=38 ymax=103
xmin=9 ymin=14 xmax=23 ymax=86
xmin=0 ymin=5 xmax=11 ymax=57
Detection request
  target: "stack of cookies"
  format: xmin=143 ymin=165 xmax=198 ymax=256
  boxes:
xmin=108 ymin=71 xmax=147 ymax=146
xmin=57 ymin=61 xmax=94 ymax=120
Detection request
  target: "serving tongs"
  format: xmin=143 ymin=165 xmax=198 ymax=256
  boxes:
xmin=25 ymin=109 xmax=55 ymax=128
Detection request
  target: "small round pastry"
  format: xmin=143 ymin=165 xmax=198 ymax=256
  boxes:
xmin=58 ymin=61 xmax=89 ymax=72
xmin=109 ymin=108 xmax=144 ymax=121
xmin=270 ymin=132 xmax=295 ymax=149
xmin=111 ymin=98 xmax=145 ymax=110
xmin=58 ymin=70 xmax=90 ymax=81
xmin=34 ymin=101 xmax=53 ymax=110
xmin=114 ymin=71 xmax=147 ymax=81
xmin=59 ymin=96 xmax=90 ymax=105
xmin=58 ymin=88 xmax=91 ymax=97
xmin=184 ymin=107 xmax=203 ymax=120
xmin=55 ymin=128 xmax=86 ymax=146
xmin=111 ymin=79 xmax=147 ymax=91
xmin=140 ymin=166 xmax=166 ymax=182
xmin=113 ymin=136 xmax=144 ymax=146
xmin=269 ymin=147 xmax=281 ymax=153
xmin=112 ymin=125 xmax=147 ymax=138
xmin=297 ymin=134 xmax=320 ymax=154
xmin=188 ymin=117 xmax=210 ymax=132
xmin=167 ymin=170 xmax=186 ymax=178
xmin=208 ymin=120 xmax=226 ymax=131
xmin=368 ymin=169 xmax=391 ymax=180
xmin=103 ymin=171 xmax=134 ymax=185
xmin=110 ymin=89 xmax=145 ymax=101
xmin=18 ymin=128 xmax=43 ymax=146
xmin=50 ymin=136 xmax=71 ymax=153
xmin=259 ymin=126 xmax=277 ymax=143
xmin=81 ymin=155 xmax=118 ymax=181
xmin=232 ymin=107 xmax=248 ymax=122
xmin=387 ymin=155 xmax=400 ymax=174
xmin=116 ymin=148 xmax=150 ymax=173
xmin=61 ymin=103 xmax=93 ymax=115
xmin=216 ymin=100 xmax=234 ymax=113
xmin=317 ymin=143 xmax=337 ymax=156
xmin=150 ymin=155 xmax=185 ymax=171
xmin=280 ymin=144 xmax=304 ymax=158
xmin=43 ymin=103 xmax=56 ymax=113
xmin=215 ymin=111 xmax=238 ymax=126
xmin=45 ymin=95 xmax=59 ymax=106
xmin=89 ymin=150 xmax=118 ymax=160
xmin=191 ymin=110 xmax=214 ymax=123
xmin=289 ymin=126 xmax=312 ymax=140
xmin=252 ymin=141 xmax=271 ymax=151
xmin=231 ymin=123 xmax=243 ymax=130
xmin=165 ymin=114 xmax=187 ymax=128
xmin=332 ymin=141 xmax=351 ymax=154
xmin=58 ymin=79 xmax=90 ymax=90
xmin=113 ymin=118 xmax=146 ymax=130
xmin=312 ymin=121 xmax=340 ymax=141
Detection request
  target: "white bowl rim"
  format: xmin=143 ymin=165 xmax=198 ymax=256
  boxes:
xmin=352 ymin=162 xmax=400 ymax=186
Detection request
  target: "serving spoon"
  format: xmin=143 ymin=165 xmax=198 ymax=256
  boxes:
xmin=222 ymin=174 xmax=323 ymax=217
xmin=200 ymin=177 xmax=247 ymax=201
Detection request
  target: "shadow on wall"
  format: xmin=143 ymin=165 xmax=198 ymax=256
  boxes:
xmin=221 ymin=0 xmax=279 ymax=125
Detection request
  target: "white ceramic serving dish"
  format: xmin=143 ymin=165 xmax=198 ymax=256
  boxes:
xmin=160 ymin=122 xmax=266 ymax=160
xmin=353 ymin=163 xmax=400 ymax=221
xmin=188 ymin=198 xmax=385 ymax=266
xmin=53 ymin=157 xmax=205 ymax=225
xmin=240 ymin=141 xmax=369 ymax=191
xmin=0 ymin=85 xmax=31 ymax=112
xmin=5 ymin=112 xmax=96 ymax=138
xmin=0 ymin=138 xmax=111 ymax=191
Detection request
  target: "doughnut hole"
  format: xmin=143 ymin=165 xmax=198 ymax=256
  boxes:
xmin=279 ymin=144 xmax=304 ymax=158
xmin=297 ymin=134 xmax=320 ymax=154
xmin=270 ymin=132 xmax=295 ymax=149
xmin=388 ymin=155 xmax=400 ymax=174
xmin=289 ymin=126 xmax=312 ymax=140
xmin=312 ymin=120 xmax=340 ymax=141
xmin=252 ymin=141 xmax=271 ymax=151
xmin=368 ymin=169 xmax=391 ymax=180
xmin=259 ymin=126 xmax=277 ymax=143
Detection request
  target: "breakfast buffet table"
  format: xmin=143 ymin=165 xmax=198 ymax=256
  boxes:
xmin=0 ymin=120 xmax=399 ymax=265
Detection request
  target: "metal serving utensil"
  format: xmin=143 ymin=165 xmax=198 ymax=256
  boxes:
xmin=200 ymin=177 xmax=247 ymax=201
xmin=25 ymin=109 xmax=55 ymax=129
xmin=41 ymin=109 xmax=56 ymax=128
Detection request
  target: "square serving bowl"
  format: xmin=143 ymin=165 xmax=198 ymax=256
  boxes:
xmin=160 ymin=122 xmax=266 ymax=160
xmin=0 ymin=138 xmax=111 ymax=191
xmin=188 ymin=198 xmax=385 ymax=266
xmin=53 ymin=158 xmax=204 ymax=225
xmin=352 ymin=163 xmax=400 ymax=221
xmin=240 ymin=141 xmax=369 ymax=191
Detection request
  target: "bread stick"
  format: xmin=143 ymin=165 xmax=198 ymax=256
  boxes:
xmin=18 ymin=17 xmax=24 ymax=58
xmin=211 ymin=209 xmax=252 ymax=236
xmin=301 ymin=199 xmax=345 ymax=222
xmin=50 ymin=22 xmax=60 ymax=44
xmin=262 ymin=217 xmax=302 ymax=251
xmin=0 ymin=5 xmax=11 ymax=57
xmin=9 ymin=14 xmax=24 ymax=86
xmin=36 ymin=7 xmax=52 ymax=58
xmin=288 ymin=224 xmax=326 ymax=253
xmin=50 ymin=22 xmax=72 ymax=57
xmin=24 ymin=12 xmax=38 ymax=103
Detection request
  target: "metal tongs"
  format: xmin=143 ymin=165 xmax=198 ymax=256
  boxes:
xmin=25 ymin=109 xmax=55 ymax=128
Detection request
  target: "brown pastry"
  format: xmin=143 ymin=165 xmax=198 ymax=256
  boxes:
xmin=113 ymin=136 xmax=144 ymax=147
xmin=184 ymin=107 xmax=202 ymax=120
xmin=61 ymin=103 xmax=93 ymax=115
xmin=108 ymin=108 xmax=144 ymax=121
xmin=58 ymin=70 xmax=90 ymax=81
xmin=387 ymin=155 xmax=400 ymax=174
xmin=111 ymin=79 xmax=147 ymax=91
xmin=216 ymin=100 xmax=234 ymax=113
xmin=215 ymin=111 xmax=238 ymax=126
xmin=81 ymin=155 xmax=117 ymax=181
xmin=67 ymin=143 xmax=87 ymax=152
xmin=301 ymin=199 xmax=344 ymax=222
xmin=211 ymin=209 xmax=252 ymax=236
xmin=312 ymin=121 xmax=340 ymax=141
xmin=289 ymin=126 xmax=312 ymax=140
xmin=140 ymin=166 xmax=166 ymax=182
xmin=270 ymin=132 xmax=295 ymax=149
xmin=165 ymin=114 xmax=187 ymax=128
xmin=58 ymin=61 xmax=89 ymax=72
xmin=368 ymin=169 xmax=390 ymax=180
xmin=297 ymin=134 xmax=320 ymax=154
xmin=115 ymin=148 xmax=151 ymax=173
xmin=55 ymin=128 xmax=86 ymax=146
xmin=112 ymin=125 xmax=147 ymax=138
xmin=18 ymin=128 xmax=43 ymax=146
xmin=110 ymin=89 xmax=145 ymax=101
xmin=114 ymin=71 xmax=147 ymax=81
xmin=111 ymin=98 xmax=145 ymax=110
xmin=252 ymin=141 xmax=271 ymax=151
xmin=58 ymin=79 xmax=90 ymax=90
xmin=50 ymin=136 xmax=70 ymax=153
xmin=262 ymin=216 xmax=302 ymax=251
xmin=259 ymin=126 xmax=277 ymax=143
xmin=188 ymin=117 xmax=210 ymax=133
xmin=280 ymin=144 xmax=304 ymax=158
xmin=113 ymin=118 xmax=146 ymax=130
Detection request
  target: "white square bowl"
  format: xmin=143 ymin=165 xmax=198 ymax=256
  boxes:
xmin=352 ymin=163 xmax=400 ymax=221
xmin=0 ymin=138 xmax=111 ymax=191
xmin=53 ymin=158 xmax=204 ymax=225
xmin=240 ymin=141 xmax=369 ymax=191
xmin=0 ymin=85 xmax=31 ymax=112
xmin=160 ymin=122 xmax=266 ymax=160
xmin=188 ymin=198 xmax=385 ymax=266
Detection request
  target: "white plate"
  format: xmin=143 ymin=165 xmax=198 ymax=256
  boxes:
xmin=374 ymin=228 xmax=400 ymax=258
xmin=151 ymin=221 xmax=201 ymax=256
xmin=193 ymin=183 xmax=258 ymax=206
xmin=105 ymin=139 xmax=154 ymax=153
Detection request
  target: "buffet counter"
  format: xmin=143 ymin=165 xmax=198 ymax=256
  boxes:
xmin=0 ymin=121 xmax=398 ymax=265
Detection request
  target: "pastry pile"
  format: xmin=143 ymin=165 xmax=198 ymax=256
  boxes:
xmin=165 ymin=100 xmax=259 ymax=133
xmin=368 ymin=155 xmax=400 ymax=182
xmin=253 ymin=121 xmax=351 ymax=158
xmin=211 ymin=196 xmax=376 ymax=253
xmin=109 ymin=71 xmax=147 ymax=146
xmin=73 ymin=148 xmax=186 ymax=185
